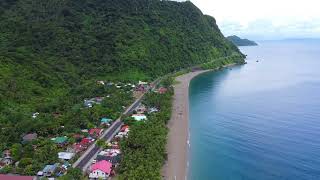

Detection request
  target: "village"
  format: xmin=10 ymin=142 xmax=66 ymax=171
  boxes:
xmin=0 ymin=79 xmax=168 ymax=180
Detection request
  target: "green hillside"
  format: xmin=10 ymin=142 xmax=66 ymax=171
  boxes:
xmin=227 ymin=35 xmax=258 ymax=46
xmin=0 ymin=0 xmax=243 ymax=155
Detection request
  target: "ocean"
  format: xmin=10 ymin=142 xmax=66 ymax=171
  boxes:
xmin=188 ymin=40 xmax=320 ymax=180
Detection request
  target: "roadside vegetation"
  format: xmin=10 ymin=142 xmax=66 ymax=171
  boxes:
xmin=118 ymin=77 xmax=174 ymax=179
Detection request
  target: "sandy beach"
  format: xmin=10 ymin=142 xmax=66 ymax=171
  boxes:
xmin=162 ymin=70 xmax=208 ymax=180
xmin=162 ymin=63 xmax=239 ymax=180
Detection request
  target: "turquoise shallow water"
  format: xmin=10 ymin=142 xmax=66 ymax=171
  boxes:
xmin=188 ymin=40 xmax=320 ymax=180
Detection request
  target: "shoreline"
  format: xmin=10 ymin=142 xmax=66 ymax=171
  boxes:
xmin=162 ymin=63 xmax=240 ymax=180
xmin=162 ymin=70 xmax=208 ymax=180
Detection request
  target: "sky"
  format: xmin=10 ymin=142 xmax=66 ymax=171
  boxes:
xmin=187 ymin=0 xmax=320 ymax=40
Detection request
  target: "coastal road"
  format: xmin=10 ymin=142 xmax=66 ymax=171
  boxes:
xmin=73 ymin=78 xmax=161 ymax=172
xmin=74 ymin=120 xmax=123 ymax=171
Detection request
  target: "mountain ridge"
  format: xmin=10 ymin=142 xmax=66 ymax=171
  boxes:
xmin=227 ymin=35 xmax=258 ymax=46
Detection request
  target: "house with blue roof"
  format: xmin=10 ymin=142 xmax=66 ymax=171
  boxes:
xmin=39 ymin=163 xmax=58 ymax=177
xmin=101 ymin=117 xmax=112 ymax=124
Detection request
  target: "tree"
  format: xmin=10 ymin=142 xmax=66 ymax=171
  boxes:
xmin=18 ymin=158 xmax=32 ymax=168
xmin=34 ymin=140 xmax=58 ymax=164
xmin=11 ymin=143 xmax=22 ymax=161
xmin=23 ymin=164 xmax=35 ymax=175
xmin=96 ymin=139 xmax=106 ymax=148
xmin=68 ymin=168 xmax=83 ymax=179
xmin=161 ymin=76 xmax=174 ymax=88
xmin=0 ymin=166 xmax=13 ymax=174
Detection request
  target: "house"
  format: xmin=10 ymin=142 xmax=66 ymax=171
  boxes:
xmin=72 ymin=143 xmax=83 ymax=153
xmin=3 ymin=150 xmax=11 ymax=158
xmin=84 ymin=97 xmax=105 ymax=108
xmin=138 ymin=81 xmax=148 ymax=85
xmin=158 ymin=87 xmax=168 ymax=94
xmin=99 ymin=149 xmax=121 ymax=157
xmin=89 ymin=160 xmax=112 ymax=179
xmin=116 ymin=131 xmax=128 ymax=139
xmin=72 ymin=137 xmax=93 ymax=153
xmin=1 ymin=157 xmax=12 ymax=166
xmin=96 ymin=154 xmax=121 ymax=167
xmin=52 ymin=136 xmax=68 ymax=145
xmin=61 ymin=161 xmax=71 ymax=170
xmin=135 ymin=104 xmax=146 ymax=114
xmin=1 ymin=150 xmax=12 ymax=166
xmin=80 ymin=137 xmax=94 ymax=147
xmin=0 ymin=161 xmax=6 ymax=169
xmin=107 ymin=142 xmax=120 ymax=149
xmin=101 ymin=118 xmax=112 ymax=125
xmin=148 ymin=107 xmax=159 ymax=114
xmin=0 ymin=175 xmax=36 ymax=180
xmin=135 ymin=85 xmax=146 ymax=92
xmin=116 ymin=85 xmax=122 ymax=89
xmin=131 ymin=114 xmax=147 ymax=121
xmin=120 ymin=125 xmax=129 ymax=132
xmin=84 ymin=100 xmax=94 ymax=108
xmin=58 ymin=152 xmax=75 ymax=160
xmin=116 ymin=125 xmax=129 ymax=138
xmin=97 ymin=81 xmax=105 ymax=85
xmin=32 ymin=112 xmax=39 ymax=119
xmin=81 ymin=129 xmax=89 ymax=133
xmin=94 ymin=97 xmax=105 ymax=104
xmin=89 ymin=128 xmax=104 ymax=137
xmin=22 ymin=133 xmax=38 ymax=142
xmin=40 ymin=163 xmax=58 ymax=177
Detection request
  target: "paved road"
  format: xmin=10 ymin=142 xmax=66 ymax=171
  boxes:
xmin=73 ymin=78 xmax=161 ymax=172
xmin=75 ymin=121 xmax=123 ymax=170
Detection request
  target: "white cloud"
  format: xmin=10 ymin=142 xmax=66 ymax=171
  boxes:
xmin=190 ymin=0 xmax=320 ymax=40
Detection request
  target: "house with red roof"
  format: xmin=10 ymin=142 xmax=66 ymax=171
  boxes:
xmin=80 ymin=137 xmax=93 ymax=147
xmin=120 ymin=125 xmax=129 ymax=132
xmin=89 ymin=128 xmax=104 ymax=138
xmin=135 ymin=85 xmax=146 ymax=92
xmin=72 ymin=137 xmax=94 ymax=153
xmin=89 ymin=160 xmax=112 ymax=179
xmin=72 ymin=143 xmax=83 ymax=153
xmin=158 ymin=87 xmax=168 ymax=94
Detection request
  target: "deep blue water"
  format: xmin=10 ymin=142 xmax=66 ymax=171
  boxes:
xmin=189 ymin=40 xmax=320 ymax=180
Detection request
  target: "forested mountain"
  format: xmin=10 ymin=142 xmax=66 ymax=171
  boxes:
xmin=227 ymin=35 xmax=258 ymax=46
xmin=0 ymin=0 xmax=242 ymax=156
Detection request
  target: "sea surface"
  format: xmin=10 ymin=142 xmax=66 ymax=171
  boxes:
xmin=188 ymin=40 xmax=320 ymax=180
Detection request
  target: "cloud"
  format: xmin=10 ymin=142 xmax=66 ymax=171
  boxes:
xmin=219 ymin=19 xmax=320 ymax=40
xmin=190 ymin=0 xmax=320 ymax=40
